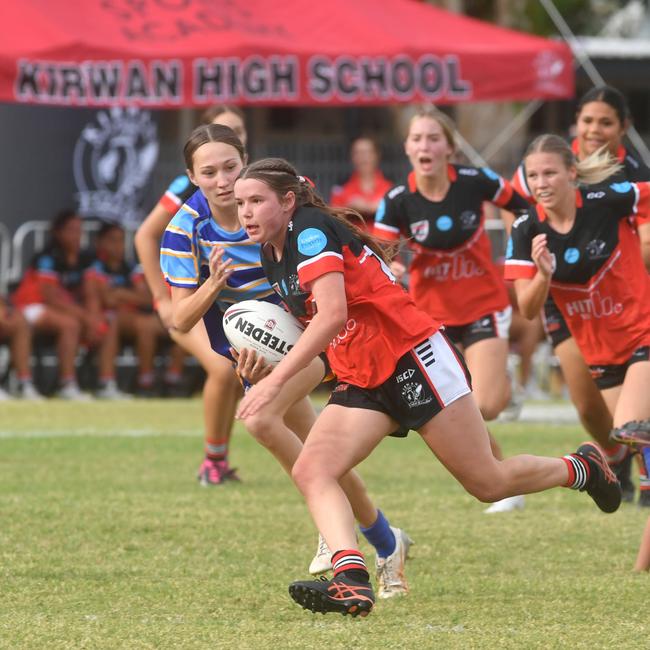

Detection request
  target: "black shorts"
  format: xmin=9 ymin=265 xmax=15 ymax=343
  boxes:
xmin=542 ymin=295 xmax=571 ymax=349
xmin=443 ymin=306 xmax=512 ymax=349
xmin=327 ymin=330 xmax=472 ymax=437
xmin=589 ymin=346 xmax=650 ymax=390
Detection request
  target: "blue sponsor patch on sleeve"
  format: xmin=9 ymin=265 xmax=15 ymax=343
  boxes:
xmin=481 ymin=167 xmax=499 ymax=181
xmin=610 ymin=181 xmax=632 ymax=194
xmin=375 ymin=198 xmax=386 ymax=223
xmin=297 ymin=228 xmax=328 ymax=256
xmin=37 ymin=255 xmax=55 ymax=271
xmin=168 ymin=174 xmax=191 ymax=195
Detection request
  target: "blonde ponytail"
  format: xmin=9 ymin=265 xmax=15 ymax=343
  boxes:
xmin=575 ymin=146 xmax=623 ymax=185
xmin=524 ymin=134 xmax=622 ymax=186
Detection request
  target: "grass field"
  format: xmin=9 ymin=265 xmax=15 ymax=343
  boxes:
xmin=1 ymin=399 xmax=647 ymax=649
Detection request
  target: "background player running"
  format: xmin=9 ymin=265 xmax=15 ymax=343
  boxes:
xmin=510 ymin=86 xmax=650 ymax=504
xmin=374 ymin=106 xmax=529 ymax=513
xmin=505 ymin=134 xmax=650 ymax=508
xmin=135 ymin=106 xmax=248 ymax=484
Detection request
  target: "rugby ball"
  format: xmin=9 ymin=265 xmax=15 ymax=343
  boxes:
xmin=222 ymin=300 xmax=304 ymax=366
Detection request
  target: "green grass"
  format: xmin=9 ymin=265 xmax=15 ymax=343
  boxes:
xmin=0 ymin=400 xmax=647 ymax=649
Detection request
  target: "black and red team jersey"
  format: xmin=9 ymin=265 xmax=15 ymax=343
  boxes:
xmin=373 ymin=164 xmax=528 ymax=326
xmin=12 ymin=248 xmax=94 ymax=308
xmin=512 ymin=140 xmax=650 ymax=206
xmin=504 ymin=183 xmax=650 ymax=365
xmin=260 ymin=206 xmax=439 ymax=388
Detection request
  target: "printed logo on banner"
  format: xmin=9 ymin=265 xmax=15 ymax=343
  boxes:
xmin=73 ymin=108 xmax=158 ymax=225
xmin=533 ymin=51 xmax=566 ymax=94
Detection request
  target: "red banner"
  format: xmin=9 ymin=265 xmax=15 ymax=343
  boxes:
xmin=0 ymin=0 xmax=574 ymax=107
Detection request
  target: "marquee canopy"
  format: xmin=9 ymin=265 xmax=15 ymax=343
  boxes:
xmin=0 ymin=0 xmax=574 ymax=107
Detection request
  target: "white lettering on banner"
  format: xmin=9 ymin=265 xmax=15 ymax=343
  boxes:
xmin=16 ymin=59 xmax=182 ymax=105
xmin=15 ymin=54 xmax=472 ymax=106
xmin=330 ymin=319 xmax=357 ymax=350
xmin=308 ymin=54 xmax=472 ymax=102
xmin=564 ymin=291 xmax=623 ymax=319
xmin=423 ymin=254 xmax=485 ymax=281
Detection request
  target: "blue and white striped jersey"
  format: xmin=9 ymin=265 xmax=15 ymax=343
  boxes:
xmin=160 ymin=189 xmax=276 ymax=311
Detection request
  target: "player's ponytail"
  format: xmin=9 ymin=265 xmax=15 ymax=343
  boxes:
xmin=237 ymin=158 xmax=394 ymax=263
xmin=523 ymin=134 xmax=622 ymax=186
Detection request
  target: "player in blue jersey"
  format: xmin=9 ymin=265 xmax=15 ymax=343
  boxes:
xmin=135 ymin=106 xmax=248 ymax=485
xmin=160 ymin=124 xmax=413 ymax=596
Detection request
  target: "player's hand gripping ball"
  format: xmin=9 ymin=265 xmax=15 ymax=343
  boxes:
xmin=223 ymin=300 xmax=304 ymax=366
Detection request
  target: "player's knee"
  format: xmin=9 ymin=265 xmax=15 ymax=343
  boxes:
xmin=291 ymin=455 xmax=317 ymax=493
xmin=242 ymin=411 xmax=281 ymax=448
xmin=464 ymin=475 xmax=507 ymax=503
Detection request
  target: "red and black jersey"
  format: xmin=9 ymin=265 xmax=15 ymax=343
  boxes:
xmin=512 ymin=141 xmax=650 ymax=207
xmin=12 ymin=248 xmax=94 ymax=307
xmin=261 ymin=206 xmax=439 ymax=388
xmin=373 ymin=164 xmax=528 ymax=326
xmin=504 ymin=183 xmax=650 ymax=365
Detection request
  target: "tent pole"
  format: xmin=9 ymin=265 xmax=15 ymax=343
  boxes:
xmin=539 ymin=0 xmax=650 ymax=165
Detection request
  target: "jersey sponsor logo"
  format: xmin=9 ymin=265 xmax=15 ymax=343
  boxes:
xmin=458 ymin=167 xmax=479 ymax=176
xmin=460 ymin=210 xmax=478 ymax=229
xmin=481 ymin=167 xmax=499 ymax=180
xmin=512 ymin=214 xmax=529 ymax=229
xmin=388 ymin=185 xmax=406 ymax=199
xmin=423 ymin=253 xmax=486 ymax=281
xmin=435 ymin=215 xmax=453 ymax=232
xmin=565 ymin=290 xmax=623 ymax=319
xmin=375 ymin=198 xmax=386 ymax=223
xmin=585 ymin=239 xmax=608 ymax=259
xmin=410 ymin=219 xmax=430 ymax=242
xmin=297 ymin=228 xmax=327 ymax=256
xmin=73 ymin=108 xmax=159 ymax=225
xmin=586 ymin=191 xmax=605 ymax=200
xmin=610 ymin=181 xmax=632 ymax=194
xmin=169 ymin=175 xmax=191 ymax=195
xmin=400 ymin=381 xmax=433 ymax=408
xmin=395 ymin=368 xmax=417 ymax=383
xmin=563 ymin=247 xmax=580 ymax=264
xmin=330 ymin=318 xmax=357 ymax=350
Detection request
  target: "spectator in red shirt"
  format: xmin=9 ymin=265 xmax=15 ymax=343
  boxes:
xmin=330 ymin=137 xmax=392 ymax=228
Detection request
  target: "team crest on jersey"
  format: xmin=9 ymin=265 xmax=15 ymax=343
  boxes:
xmin=410 ymin=220 xmax=429 ymax=242
xmin=401 ymin=381 xmax=432 ymax=408
xmin=586 ymin=239 xmax=608 ymax=259
xmin=460 ymin=210 xmax=478 ymax=229
xmin=73 ymin=108 xmax=158 ymax=225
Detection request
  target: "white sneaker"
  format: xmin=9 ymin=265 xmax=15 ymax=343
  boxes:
xmin=57 ymin=382 xmax=93 ymax=401
xmin=96 ymin=381 xmax=131 ymax=400
xmin=18 ymin=381 xmax=45 ymax=400
xmin=0 ymin=386 xmax=13 ymax=401
xmin=376 ymin=527 xmax=413 ymax=599
xmin=484 ymin=495 xmax=525 ymax=514
xmin=308 ymin=534 xmax=332 ymax=575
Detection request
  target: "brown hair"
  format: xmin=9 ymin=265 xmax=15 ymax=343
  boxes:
xmin=183 ymin=124 xmax=246 ymax=172
xmin=407 ymin=105 xmax=456 ymax=152
xmin=199 ymin=104 xmax=245 ymax=126
xmin=523 ymin=134 xmax=622 ymax=185
xmin=237 ymin=158 xmax=393 ymax=263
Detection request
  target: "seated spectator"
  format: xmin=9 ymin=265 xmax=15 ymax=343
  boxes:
xmin=330 ymin=136 xmax=393 ymax=227
xmin=85 ymin=221 xmax=186 ymax=398
xmin=0 ymin=296 xmax=43 ymax=399
xmin=11 ymin=209 xmax=109 ymax=399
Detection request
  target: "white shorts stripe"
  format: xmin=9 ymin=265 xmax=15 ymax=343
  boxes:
xmin=413 ymin=331 xmax=471 ymax=408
